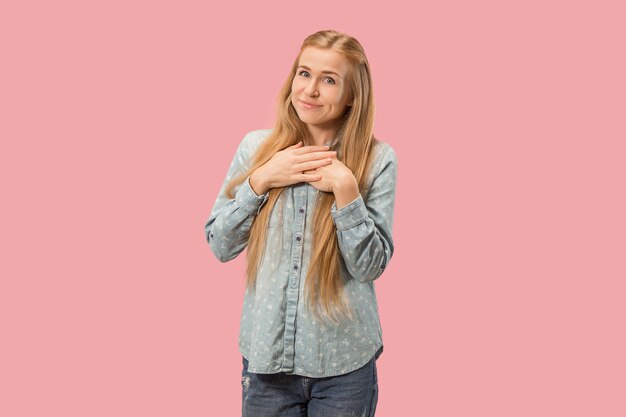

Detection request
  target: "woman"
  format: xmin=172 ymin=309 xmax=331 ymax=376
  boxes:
xmin=205 ymin=29 xmax=397 ymax=417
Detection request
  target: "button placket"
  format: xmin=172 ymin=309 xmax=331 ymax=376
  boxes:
xmin=290 ymin=188 xmax=307 ymax=288
xmin=282 ymin=185 xmax=307 ymax=371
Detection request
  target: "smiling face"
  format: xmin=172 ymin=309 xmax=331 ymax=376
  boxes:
xmin=290 ymin=46 xmax=353 ymax=141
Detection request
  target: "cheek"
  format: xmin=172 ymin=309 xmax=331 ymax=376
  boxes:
xmin=332 ymin=88 xmax=348 ymax=104
xmin=291 ymin=79 xmax=305 ymax=92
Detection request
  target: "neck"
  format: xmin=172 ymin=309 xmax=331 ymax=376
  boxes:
xmin=306 ymin=125 xmax=339 ymax=146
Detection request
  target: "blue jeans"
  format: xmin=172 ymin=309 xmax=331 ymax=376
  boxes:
xmin=241 ymin=356 xmax=378 ymax=417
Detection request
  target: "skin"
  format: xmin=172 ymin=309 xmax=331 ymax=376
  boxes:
xmin=290 ymin=46 xmax=353 ymax=146
xmin=250 ymin=46 xmax=359 ymax=208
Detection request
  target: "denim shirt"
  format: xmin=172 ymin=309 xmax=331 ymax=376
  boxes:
xmin=204 ymin=129 xmax=397 ymax=377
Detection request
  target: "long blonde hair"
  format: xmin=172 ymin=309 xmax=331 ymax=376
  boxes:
xmin=225 ymin=29 xmax=379 ymax=323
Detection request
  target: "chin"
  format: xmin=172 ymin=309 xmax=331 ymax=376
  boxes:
xmin=296 ymin=113 xmax=315 ymax=124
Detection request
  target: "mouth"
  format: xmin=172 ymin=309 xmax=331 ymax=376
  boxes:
xmin=299 ymin=100 xmax=322 ymax=109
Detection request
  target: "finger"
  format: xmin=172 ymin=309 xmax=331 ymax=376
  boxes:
xmin=294 ymin=145 xmax=331 ymax=155
xmin=295 ymin=150 xmax=337 ymax=163
xmin=297 ymin=158 xmax=333 ymax=172
xmin=300 ymin=173 xmax=322 ymax=182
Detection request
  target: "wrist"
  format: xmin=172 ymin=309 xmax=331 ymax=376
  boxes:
xmin=332 ymin=176 xmax=359 ymax=209
xmin=250 ymin=169 xmax=270 ymax=195
xmin=332 ymin=175 xmax=357 ymax=194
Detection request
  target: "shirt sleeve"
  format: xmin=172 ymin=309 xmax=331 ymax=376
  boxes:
xmin=330 ymin=145 xmax=398 ymax=282
xmin=204 ymin=131 xmax=269 ymax=263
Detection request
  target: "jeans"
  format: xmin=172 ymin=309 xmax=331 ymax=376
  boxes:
xmin=241 ymin=356 xmax=378 ymax=417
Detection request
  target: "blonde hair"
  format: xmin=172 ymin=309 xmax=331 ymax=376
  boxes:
xmin=225 ymin=29 xmax=379 ymax=323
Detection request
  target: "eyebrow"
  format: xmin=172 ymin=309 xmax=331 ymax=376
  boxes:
xmin=297 ymin=65 xmax=341 ymax=78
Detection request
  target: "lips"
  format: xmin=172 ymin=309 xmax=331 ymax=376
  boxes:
xmin=299 ymin=100 xmax=321 ymax=109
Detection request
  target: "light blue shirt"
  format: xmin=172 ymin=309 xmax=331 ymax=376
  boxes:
xmin=205 ymin=129 xmax=398 ymax=377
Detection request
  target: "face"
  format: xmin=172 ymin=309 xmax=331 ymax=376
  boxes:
xmin=290 ymin=46 xmax=353 ymax=135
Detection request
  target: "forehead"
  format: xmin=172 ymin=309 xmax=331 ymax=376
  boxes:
xmin=297 ymin=47 xmax=349 ymax=76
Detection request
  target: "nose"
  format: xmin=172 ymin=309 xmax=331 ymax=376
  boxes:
xmin=304 ymin=78 xmax=319 ymax=97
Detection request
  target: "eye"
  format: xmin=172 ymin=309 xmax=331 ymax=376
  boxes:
xmin=297 ymin=70 xmax=336 ymax=85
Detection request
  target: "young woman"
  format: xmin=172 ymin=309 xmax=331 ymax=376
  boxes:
xmin=204 ymin=29 xmax=397 ymax=417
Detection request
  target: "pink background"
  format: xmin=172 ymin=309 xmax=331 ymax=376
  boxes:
xmin=1 ymin=1 xmax=625 ymax=416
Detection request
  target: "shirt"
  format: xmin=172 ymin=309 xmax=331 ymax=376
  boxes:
xmin=204 ymin=128 xmax=398 ymax=377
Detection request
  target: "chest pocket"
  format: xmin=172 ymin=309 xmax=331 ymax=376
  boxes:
xmin=267 ymin=213 xmax=284 ymax=229
xmin=267 ymin=196 xmax=285 ymax=229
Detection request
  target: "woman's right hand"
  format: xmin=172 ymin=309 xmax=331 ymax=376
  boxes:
xmin=249 ymin=141 xmax=337 ymax=195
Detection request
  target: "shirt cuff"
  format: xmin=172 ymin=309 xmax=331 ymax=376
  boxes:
xmin=330 ymin=194 xmax=368 ymax=231
xmin=235 ymin=176 xmax=269 ymax=215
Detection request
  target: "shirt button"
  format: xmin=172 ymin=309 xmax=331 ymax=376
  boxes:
xmin=294 ymin=264 xmax=298 ymax=270
xmin=209 ymin=233 xmax=213 ymax=239
xmin=299 ymin=208 xmax=304 ymax=213
xmin=296 ymin=236 xmax=301 ymax=241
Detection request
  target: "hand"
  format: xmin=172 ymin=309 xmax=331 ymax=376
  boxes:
xmin=303 ymin=156 xmax=356 ymax=194
xmin=249 ymin=141 xmax=337 ymax=195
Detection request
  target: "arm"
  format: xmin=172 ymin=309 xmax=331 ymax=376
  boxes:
xmin=204 ymin=131 xmax=269 ymax=262
xmin=330 ymin=145 xmax=398 ymax=283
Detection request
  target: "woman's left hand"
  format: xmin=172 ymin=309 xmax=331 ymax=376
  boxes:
xmin=303 ymin=156 xmax=355 ymax=193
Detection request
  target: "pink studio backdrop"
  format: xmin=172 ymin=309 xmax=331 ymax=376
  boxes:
xmin=1 ymin=1 xmax=625 ymax=416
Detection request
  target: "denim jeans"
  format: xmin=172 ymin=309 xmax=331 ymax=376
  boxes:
xmin=241 ymin=356 xmax=378 ymax=417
